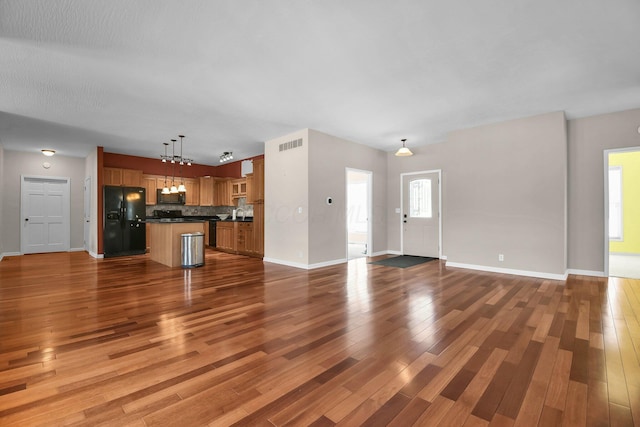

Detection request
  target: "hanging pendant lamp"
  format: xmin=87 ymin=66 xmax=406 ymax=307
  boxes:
xmin=395 ymin=138 xmax=413 ymax=157
xmin=161 ymin=143 xmax=171 ymax=194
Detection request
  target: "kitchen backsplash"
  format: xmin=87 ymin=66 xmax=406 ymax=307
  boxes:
xmin=146 ymin=198 xmax=253 ymax=217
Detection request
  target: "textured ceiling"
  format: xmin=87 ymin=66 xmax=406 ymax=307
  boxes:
xmin=1 ymin=0 xmax=639 ymax=164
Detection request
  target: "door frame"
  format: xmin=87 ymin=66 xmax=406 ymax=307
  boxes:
xmin=400 ymin=169 xmax=442 ymax=258
xmin=345 ymin=168 xmax=373 ymax=258
xmin=20 ymin=174 xmax=71 ymax=254
xmin=84 ymin=176 xmax=91 ymax=252
xmin=603 ymin=146 xmax=640 ymax=276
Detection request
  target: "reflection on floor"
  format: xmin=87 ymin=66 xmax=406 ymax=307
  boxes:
xmin=348 ymin=243 xmax=367 ymax=259
xmin=609 ymin=253 xmax=640 ymax=279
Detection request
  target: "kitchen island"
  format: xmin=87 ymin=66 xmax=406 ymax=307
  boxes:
xmin=147 ymin=220 xmax=206 ymax=267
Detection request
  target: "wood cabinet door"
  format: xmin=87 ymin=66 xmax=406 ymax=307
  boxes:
xmin=216 ymin=222 xmax=236 ymax=251
xmin=199 ymin=177 xmax=214 ymax=206
xmin=214 ymin=179 xmax=232 ymax=206
xmin=143 ymin=176 xmax=157 ymax=205
xmin=122 ymin=169 xmax=143 ymax=187
xmin=253 ymin=203 xmax=264 ymax=256
xmin=245 ymin=173 xmax=255 ymax=203
xmin=104 ymin=167 xmax=123 ymax=186
xmin=253 ymin=158 xmax=264 ymax=202
xmin=184 ymin=179 xmax=200 ymax=205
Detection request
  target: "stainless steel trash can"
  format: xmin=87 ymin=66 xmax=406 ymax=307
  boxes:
xmin=181 ymin=232 xmax=204 ymax=268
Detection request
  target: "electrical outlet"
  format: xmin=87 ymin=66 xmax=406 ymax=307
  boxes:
xmin=498 ymin=254 xmax=504 ymax=262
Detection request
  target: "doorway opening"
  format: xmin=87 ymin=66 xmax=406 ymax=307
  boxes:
xmin=605 ymin=148 xmax=640 ymax=279
xmin=346 ymin=168 xmax=372 ymax=260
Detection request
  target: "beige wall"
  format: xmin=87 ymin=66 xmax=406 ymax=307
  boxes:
xmin=567 ymin=108 xmax=640 ymax=273
xmin=308 ymin=129 xmax=387 ymax=265
xmin=264 ymin=129 xmax=310 ymax=266
xmin=388 ymin=111 xmax=568 ymax=277
xmin=0 ymin=145 xmax=4 ymax=256
xmin=85 ymin=147 xmax=99 ymax=256
xmin=2 ymin=150 xmax=86 ymax=253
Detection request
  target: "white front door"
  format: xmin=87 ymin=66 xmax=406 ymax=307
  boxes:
xmin=402 ymin=171 xmax=440 ymax=257
xmin=21 ymin=176 xmax=71 ymax=254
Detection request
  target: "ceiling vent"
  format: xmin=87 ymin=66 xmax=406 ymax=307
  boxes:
xmin=279 ymin=138 xmax=303 ymax=152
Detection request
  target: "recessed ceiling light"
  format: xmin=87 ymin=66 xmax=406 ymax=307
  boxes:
xmin=41 ymin=149 xmax=56 ymax=157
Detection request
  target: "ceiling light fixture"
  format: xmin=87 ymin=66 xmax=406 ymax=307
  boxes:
xmin=159 ymin=135 xmax=193 ymax=193
xmin=177 ymin=135 xmax=187 ymax=193
xmin=220 ymin=152 xmax=233 ymax=163
xmin=41 ymin=149 xmax=56 ymax=157
xmin=395 ymin=139 xmax=413 ymax=157
xmin=161 ymin=142 xmax=171 ymax=194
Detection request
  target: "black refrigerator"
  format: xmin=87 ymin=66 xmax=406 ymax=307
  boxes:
xmin=103 ymin=186 xmax=146 ymax=257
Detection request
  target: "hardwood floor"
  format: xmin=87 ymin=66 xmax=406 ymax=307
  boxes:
xmin=0 ymin=251 xmax=638 ymax=426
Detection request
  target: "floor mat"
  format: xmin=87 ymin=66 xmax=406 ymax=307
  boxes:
xmin=369 ymin=255 xmax=438 ymax=268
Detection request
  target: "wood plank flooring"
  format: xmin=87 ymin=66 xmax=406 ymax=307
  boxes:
xmin=0 ymin=251 xmax=638 ymax=426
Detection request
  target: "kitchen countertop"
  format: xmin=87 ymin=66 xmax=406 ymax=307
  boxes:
xmin=146 ymin=216 xmax=253 ymax=223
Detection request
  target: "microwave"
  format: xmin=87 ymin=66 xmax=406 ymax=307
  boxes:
xmin=156 ymin=189 xmax=185 ymax=204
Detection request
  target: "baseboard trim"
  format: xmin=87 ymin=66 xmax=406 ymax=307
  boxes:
xmin=88 ymin=251 xmax=104 ymax=259
xmin=263 ymin=258 xmax=310 ymax=270
xmin=308 ymin=258 xmax=347 ymax=269
xmin=566 ymin=269 xmax=606 ymax=277
xmin=446 ymin=261 xmax=568 ymax=281
xmin=1 ymin=252 xmax=22 ymax=261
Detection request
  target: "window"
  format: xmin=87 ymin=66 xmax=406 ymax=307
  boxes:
xmin=409 ymin=178 xmax=432 ymax=218
xmin=609 ymin=166 xmax=623 ymax=241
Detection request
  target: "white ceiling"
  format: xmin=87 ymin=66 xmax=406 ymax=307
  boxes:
xmin=1 ymin=0 xmax=639 ymax=165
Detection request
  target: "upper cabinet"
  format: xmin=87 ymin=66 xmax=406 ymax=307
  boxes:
xmin=104 ymin=167 xmax=143 ymax=187
xmin=183 ymin=178 xmax=199 ymax=206
xmin=246 ymin=158 xmax=264 ymax=204
xmin=199 ymin=176 xmax=215 ymax=206
xmin=214 ymin=178 xmax=232 ymax=206
xmin=143 ymin=175 xmax=157 ymax=205
xmin=231 ymin=178 xmax=246 ymax=199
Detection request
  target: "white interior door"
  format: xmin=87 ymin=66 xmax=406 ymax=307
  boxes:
xmin=21 ymin=176 xmax=71 ymax=254
xmin=402 ymin=171 xmax=440 ymax=257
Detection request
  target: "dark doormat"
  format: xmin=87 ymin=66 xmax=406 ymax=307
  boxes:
xmin=369 ymin=255 xmax=438 ymax=268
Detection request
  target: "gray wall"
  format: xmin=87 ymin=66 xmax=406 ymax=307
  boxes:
xmin=0 ymin=145 xmax=4 ymax=255
xmin=308 ymin=129 xmax=387 ymax=265
xmin=567 ymin=108 xmax=640 ymax=273
xmin=85 ymin=147 xmax=99 ymax=256
xmin=264 ymin=129 xmax=310 ymax=265
xmin=2 ymin=150 xmax=86 ymax=253
xmin=388 ymin=111 xmax=568 ymax=277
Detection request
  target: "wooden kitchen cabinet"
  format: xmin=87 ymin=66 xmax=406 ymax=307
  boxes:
xmin=143 ymin=175 xmax=157 ymax=205
xmin=104 ymin=167 xmax=122 ymax=186
xmin=237 ymin=222 xmax=255 ymax=255
xmin=216 ymin=221 xmax=236 ymax=252
xmin=252 ymin=158 xmax=264 ymax=202
xmin=183 ymin=178 xmax=199 ymax=205
xmin=104 ymin=167 xmax=143 ymax=187
xmin=122 ymin=169 xmax=143 ymax=186
xmin=231 ymin=178 xmax=246 ymax=199
xmin=214 ymin=178 xmax=232 ymax=206
xmin=245 ymin=173 xmax=255 ymax=203
xmin=252 ymin=203 xmax=264 ymax=256
xmin=199 ymin=176 xmax=215 ymax=206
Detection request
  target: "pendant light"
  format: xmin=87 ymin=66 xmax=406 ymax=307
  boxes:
xmin=161 ymin=142 xmax=171 ymax=194
xmin=169 ymin=139 xmax=179 ymax=193
xmin=177 ymin=135 xmax=187 ymax=193
xmin=395 ymin=138 xmax=413 ymax=157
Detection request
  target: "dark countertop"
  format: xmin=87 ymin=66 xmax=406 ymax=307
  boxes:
xmin=146 ymin=216 xmax=253 ymax=223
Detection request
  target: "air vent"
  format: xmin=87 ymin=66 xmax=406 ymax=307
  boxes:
xmin=279 ymin=138 xmax=303 ymax=152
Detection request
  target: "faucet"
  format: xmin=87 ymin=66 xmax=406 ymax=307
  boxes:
xmin=235 ymin=208 xmax=246 ymax=220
